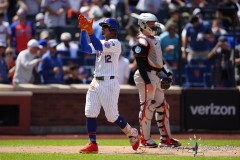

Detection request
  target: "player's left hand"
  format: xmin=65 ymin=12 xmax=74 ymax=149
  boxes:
xmin=78 ymin=14 xmax=94 ymax=35
xmin=160 ymin=77 xmax=173 ymax=90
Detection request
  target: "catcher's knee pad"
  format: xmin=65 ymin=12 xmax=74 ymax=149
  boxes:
xmin=155 ymin=101 xmax=171 ymax=139
xmin=139 ymin=99 xmax=156 ymax=121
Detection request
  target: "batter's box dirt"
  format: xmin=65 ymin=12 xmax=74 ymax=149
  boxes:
xmin=0 ymin=146 xmax=239 ymax=156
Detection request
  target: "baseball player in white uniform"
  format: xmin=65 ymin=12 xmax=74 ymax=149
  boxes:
xmin=78 ymin=14 xmax=139 ymax=153
xmin=133 ymin=13 xmax=181 ymax=148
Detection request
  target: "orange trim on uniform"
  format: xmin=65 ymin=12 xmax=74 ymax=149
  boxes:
xmin=143 ymin=85 xmax=153 ymax=120
xmin=147 ymin=35 xmax=154 ymax=39
xmin=161 ymin=103 xmax=170 ymax=137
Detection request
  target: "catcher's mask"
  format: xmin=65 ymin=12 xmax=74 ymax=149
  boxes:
xmin=138 ymin=13 xmax=159 ymax=36
xmin=99 ymin=18 xmax=120 ymax=32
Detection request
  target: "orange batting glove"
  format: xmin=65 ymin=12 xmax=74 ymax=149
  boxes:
xmin=78 ymin=14 xmax=94 ymax=35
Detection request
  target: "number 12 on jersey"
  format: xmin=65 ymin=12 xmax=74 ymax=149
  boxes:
xmin=105 ymin=55 xmax=112 ymax=63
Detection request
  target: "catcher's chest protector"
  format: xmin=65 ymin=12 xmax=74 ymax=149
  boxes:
xmin=138 ymin=34 xmax=163 ymax=69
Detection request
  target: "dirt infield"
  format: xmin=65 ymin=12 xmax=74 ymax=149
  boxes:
xmin=0 ymin=133 xmax=239 ymax=156
xmin=0 ymin=146 xmax=239 ymax=156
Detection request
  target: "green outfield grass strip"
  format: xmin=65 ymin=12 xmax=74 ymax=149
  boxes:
xmin=0 ymin=153 xmax=239 ymax=160
xmin=0 ymin=139 xmax=239 ymax=147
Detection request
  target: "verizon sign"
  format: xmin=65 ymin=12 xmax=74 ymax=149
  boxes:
xmin=184 ymin=89 xmax=240 ymax=130
xmin=190 ymin=103 xmax=236 ymax=116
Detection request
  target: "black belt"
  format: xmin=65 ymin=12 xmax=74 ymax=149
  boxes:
xmin=95 ymin=76 xmax=115 ymax=80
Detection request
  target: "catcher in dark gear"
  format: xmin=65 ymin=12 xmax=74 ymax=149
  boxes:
xmin=133 ymin=13 xmax=181 ymax=148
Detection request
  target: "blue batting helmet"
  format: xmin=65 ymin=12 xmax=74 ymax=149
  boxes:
xmin=99 ymin=18 xmax=120 ymax=32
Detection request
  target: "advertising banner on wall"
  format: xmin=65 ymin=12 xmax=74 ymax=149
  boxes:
xmin=184 ymin=89 xmax=239 ymax=130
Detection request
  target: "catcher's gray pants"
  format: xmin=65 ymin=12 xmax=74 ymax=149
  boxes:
xmin=134 ymin=70 xmax=168 ymax=140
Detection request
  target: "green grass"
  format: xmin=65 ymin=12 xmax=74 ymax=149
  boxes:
xmin=0 ymin=139 xmax=239 ymax=160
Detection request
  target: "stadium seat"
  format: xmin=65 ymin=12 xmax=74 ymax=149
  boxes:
xmin=171 ymin=68 xmax=187 ymax=85
xmin=165 ymin=57 xmax=178 ymax=69
xmin=203 ymin=72 xmax=212 ymax=88
xmin=165 ymin=58 xmax=188 ymax=85
xmin=184 ymin=65 xmax=208 ymax=87
xmin=189 ymin=58 xmax=212 ymax=73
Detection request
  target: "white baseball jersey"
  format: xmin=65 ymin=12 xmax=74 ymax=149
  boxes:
xmin=89 ymin=39 xmax=121 ymax=77
xmin=85 ymin=38 xmax=121 ymax=123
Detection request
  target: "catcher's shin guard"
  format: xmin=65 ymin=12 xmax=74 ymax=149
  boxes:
xmin=155 ymin=100 xmax=172 ymax=140
xmin=139 ymin=99 xmax=156 ymax=140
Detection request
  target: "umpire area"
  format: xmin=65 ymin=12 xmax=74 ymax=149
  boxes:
xmin=0 ymin=84 xmax=239 ymax=135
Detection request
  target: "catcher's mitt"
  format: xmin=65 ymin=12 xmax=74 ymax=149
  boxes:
xmin=160 ymin=77 xmax=173 ymax=90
